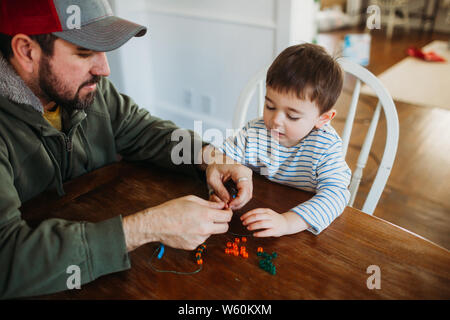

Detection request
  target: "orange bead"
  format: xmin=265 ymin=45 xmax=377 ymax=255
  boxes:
xmin=197 ymin=259 xmax=203 ymax=265
xmin=226 ymin=242 xmax=232 ymax=248
xmin=242 ymin=252 xmax=249 ymax=259
xmin=257 ymin=247 xmax=263 ymax=253
xmin=241 ymin=237 xmax=247 ymax=242
xmin=233 ymin=250 xmax=239 ymax=256
xmin=234 ymin=238 xmax=240 ymax=244
xmin=196 ymin=252 xmax=202 ymax=258
xmin=225 ymin=248 xmax=229 ymax=254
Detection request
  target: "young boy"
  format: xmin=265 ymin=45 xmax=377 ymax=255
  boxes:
xmin=217 ymin=43 xmax=351 ymax=236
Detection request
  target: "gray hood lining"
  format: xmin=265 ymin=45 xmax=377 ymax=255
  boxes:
xmin=0 ymin=52 xmax=43 ymax=113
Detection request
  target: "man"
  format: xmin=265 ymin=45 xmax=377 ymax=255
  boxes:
xmin=0 ymin=0 xmax=252 ymax=299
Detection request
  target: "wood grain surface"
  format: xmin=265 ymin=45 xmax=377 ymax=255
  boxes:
xmin=21 ymin=161 xmax=450 ymax=299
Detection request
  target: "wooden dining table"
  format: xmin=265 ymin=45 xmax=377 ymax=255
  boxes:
xmin=20 ymin=161 xmax=450 ymax=300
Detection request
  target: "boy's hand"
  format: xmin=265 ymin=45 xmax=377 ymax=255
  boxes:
xmin=240 ymin=209 xmax=309 ymax=237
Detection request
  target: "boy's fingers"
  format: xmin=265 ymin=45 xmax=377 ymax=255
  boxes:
xmin=241 ymin=213 xmax=271 ymax=226
xmin=240 ymin=208 xmax=269 ymax=220
xmin=246 ymin=220 xmax=272 ymax=231
xmin=252 ymin=228 xmax=274 ymax=237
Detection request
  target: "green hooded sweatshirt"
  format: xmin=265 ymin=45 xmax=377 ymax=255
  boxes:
xmin=0 ymin=53 xmax=205 ymax=299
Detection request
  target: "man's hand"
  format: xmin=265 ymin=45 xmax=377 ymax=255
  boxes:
xmin=199 ymin=145 xmax=253 ymax=210
xmin=123 ymin=195 xmax=232 ymax=252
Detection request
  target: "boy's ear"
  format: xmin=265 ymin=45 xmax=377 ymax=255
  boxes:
xmin=315 ymin=109 xmax=336 ymax=129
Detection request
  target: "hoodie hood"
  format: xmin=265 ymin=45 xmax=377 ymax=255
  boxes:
xmin=0 ymin=52 xmax=43 ymax=113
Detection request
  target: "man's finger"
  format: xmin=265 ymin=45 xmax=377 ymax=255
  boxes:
xmin=210 ymin=222 xmax=230 ymax=235
xmin=209 ymin=194 xmax=223 ymax=204
xmin=208 ymin=209 xmax=233 ymax=223
xmin=208 ymin=176 xmax=231 ymax=203
xmin=228 ymin=190 xmax=248 ymax=209
xmin=229 ymin=179 xmax=252 ymax=209
xmin=188 ymin=195 xmax=226 ymax=209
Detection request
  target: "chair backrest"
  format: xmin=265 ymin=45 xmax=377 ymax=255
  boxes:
xmin=232 ymin=58 xmax=399 ymax=215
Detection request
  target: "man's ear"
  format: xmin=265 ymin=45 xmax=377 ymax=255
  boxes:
xmin=315 ymin=109 xmax=336 ymax=129
xmin=10 ymin=34 xmax=40 ymax=74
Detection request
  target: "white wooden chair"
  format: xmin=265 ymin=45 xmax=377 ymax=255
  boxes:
xmin=375 ymin=0 xmax=411 ymax=40
xmin=232 ymin=58 xmax=399 ymax=215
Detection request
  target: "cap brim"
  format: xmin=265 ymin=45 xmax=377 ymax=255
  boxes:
xmin=52 ymin=16 xmax=147 ymax=52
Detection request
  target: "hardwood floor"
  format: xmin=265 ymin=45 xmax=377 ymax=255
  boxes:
xmin=319 ymin=27 xmax=450 ymax=249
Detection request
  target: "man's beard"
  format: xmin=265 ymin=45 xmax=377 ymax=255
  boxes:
xmin=38 ymin=55 xmax=100 ymax=111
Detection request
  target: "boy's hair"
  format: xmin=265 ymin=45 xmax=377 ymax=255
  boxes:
xmin=266 ymin=43 xmax=343 ymax=115
xmin=0 ymin=33 xmax=58 ymax=60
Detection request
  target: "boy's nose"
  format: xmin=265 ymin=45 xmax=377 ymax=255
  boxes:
xmin=271 ymin=111 xmax=284 ymax=127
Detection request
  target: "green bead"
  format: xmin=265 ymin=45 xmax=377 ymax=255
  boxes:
xmin=272 ymin=252 xmax=277 ymax=258
xmin=257 ymin=252 xmax=262 ymax=257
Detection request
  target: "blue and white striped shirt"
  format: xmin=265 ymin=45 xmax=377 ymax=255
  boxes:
xmin=220 ymin=118 xmax=351 ymax=235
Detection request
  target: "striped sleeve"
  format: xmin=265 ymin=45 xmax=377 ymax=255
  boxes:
xmin=219 ymin=123 xmax=249 ymax=164
xmin=290 ymin=140 xmax=351 ymax=235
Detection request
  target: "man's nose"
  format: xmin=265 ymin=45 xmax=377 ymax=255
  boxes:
xmin=91 ymin=52 xmax=110 ymax=77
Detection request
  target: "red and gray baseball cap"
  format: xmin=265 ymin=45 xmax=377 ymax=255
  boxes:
xmin=0 ymin=0 xmax=147 ymax=52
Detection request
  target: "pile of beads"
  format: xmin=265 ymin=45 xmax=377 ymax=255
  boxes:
xmin=257 ymin=247 xmax=277 ymax=275
xmin=224 ymin=237 xmax=248 ymax=258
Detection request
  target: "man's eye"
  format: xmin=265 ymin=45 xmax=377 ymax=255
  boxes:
xmin=77 ymin=53 xmax=92 ymax=58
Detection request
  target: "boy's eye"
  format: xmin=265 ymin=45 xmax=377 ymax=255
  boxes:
xmin=287 ymin=115 xmax=300 ymax=121
xmin=265 ymin=104 xmax=275 ymax=110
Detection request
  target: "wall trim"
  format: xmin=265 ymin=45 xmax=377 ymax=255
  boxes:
xmin=145 ymin=4 xmax=277 ymax=30
xmin=153 ymin=100 xmax=230 ymax=131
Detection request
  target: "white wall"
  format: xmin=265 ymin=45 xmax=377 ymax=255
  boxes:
xmin=107 ymin=0 xmax=317 ymax=142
